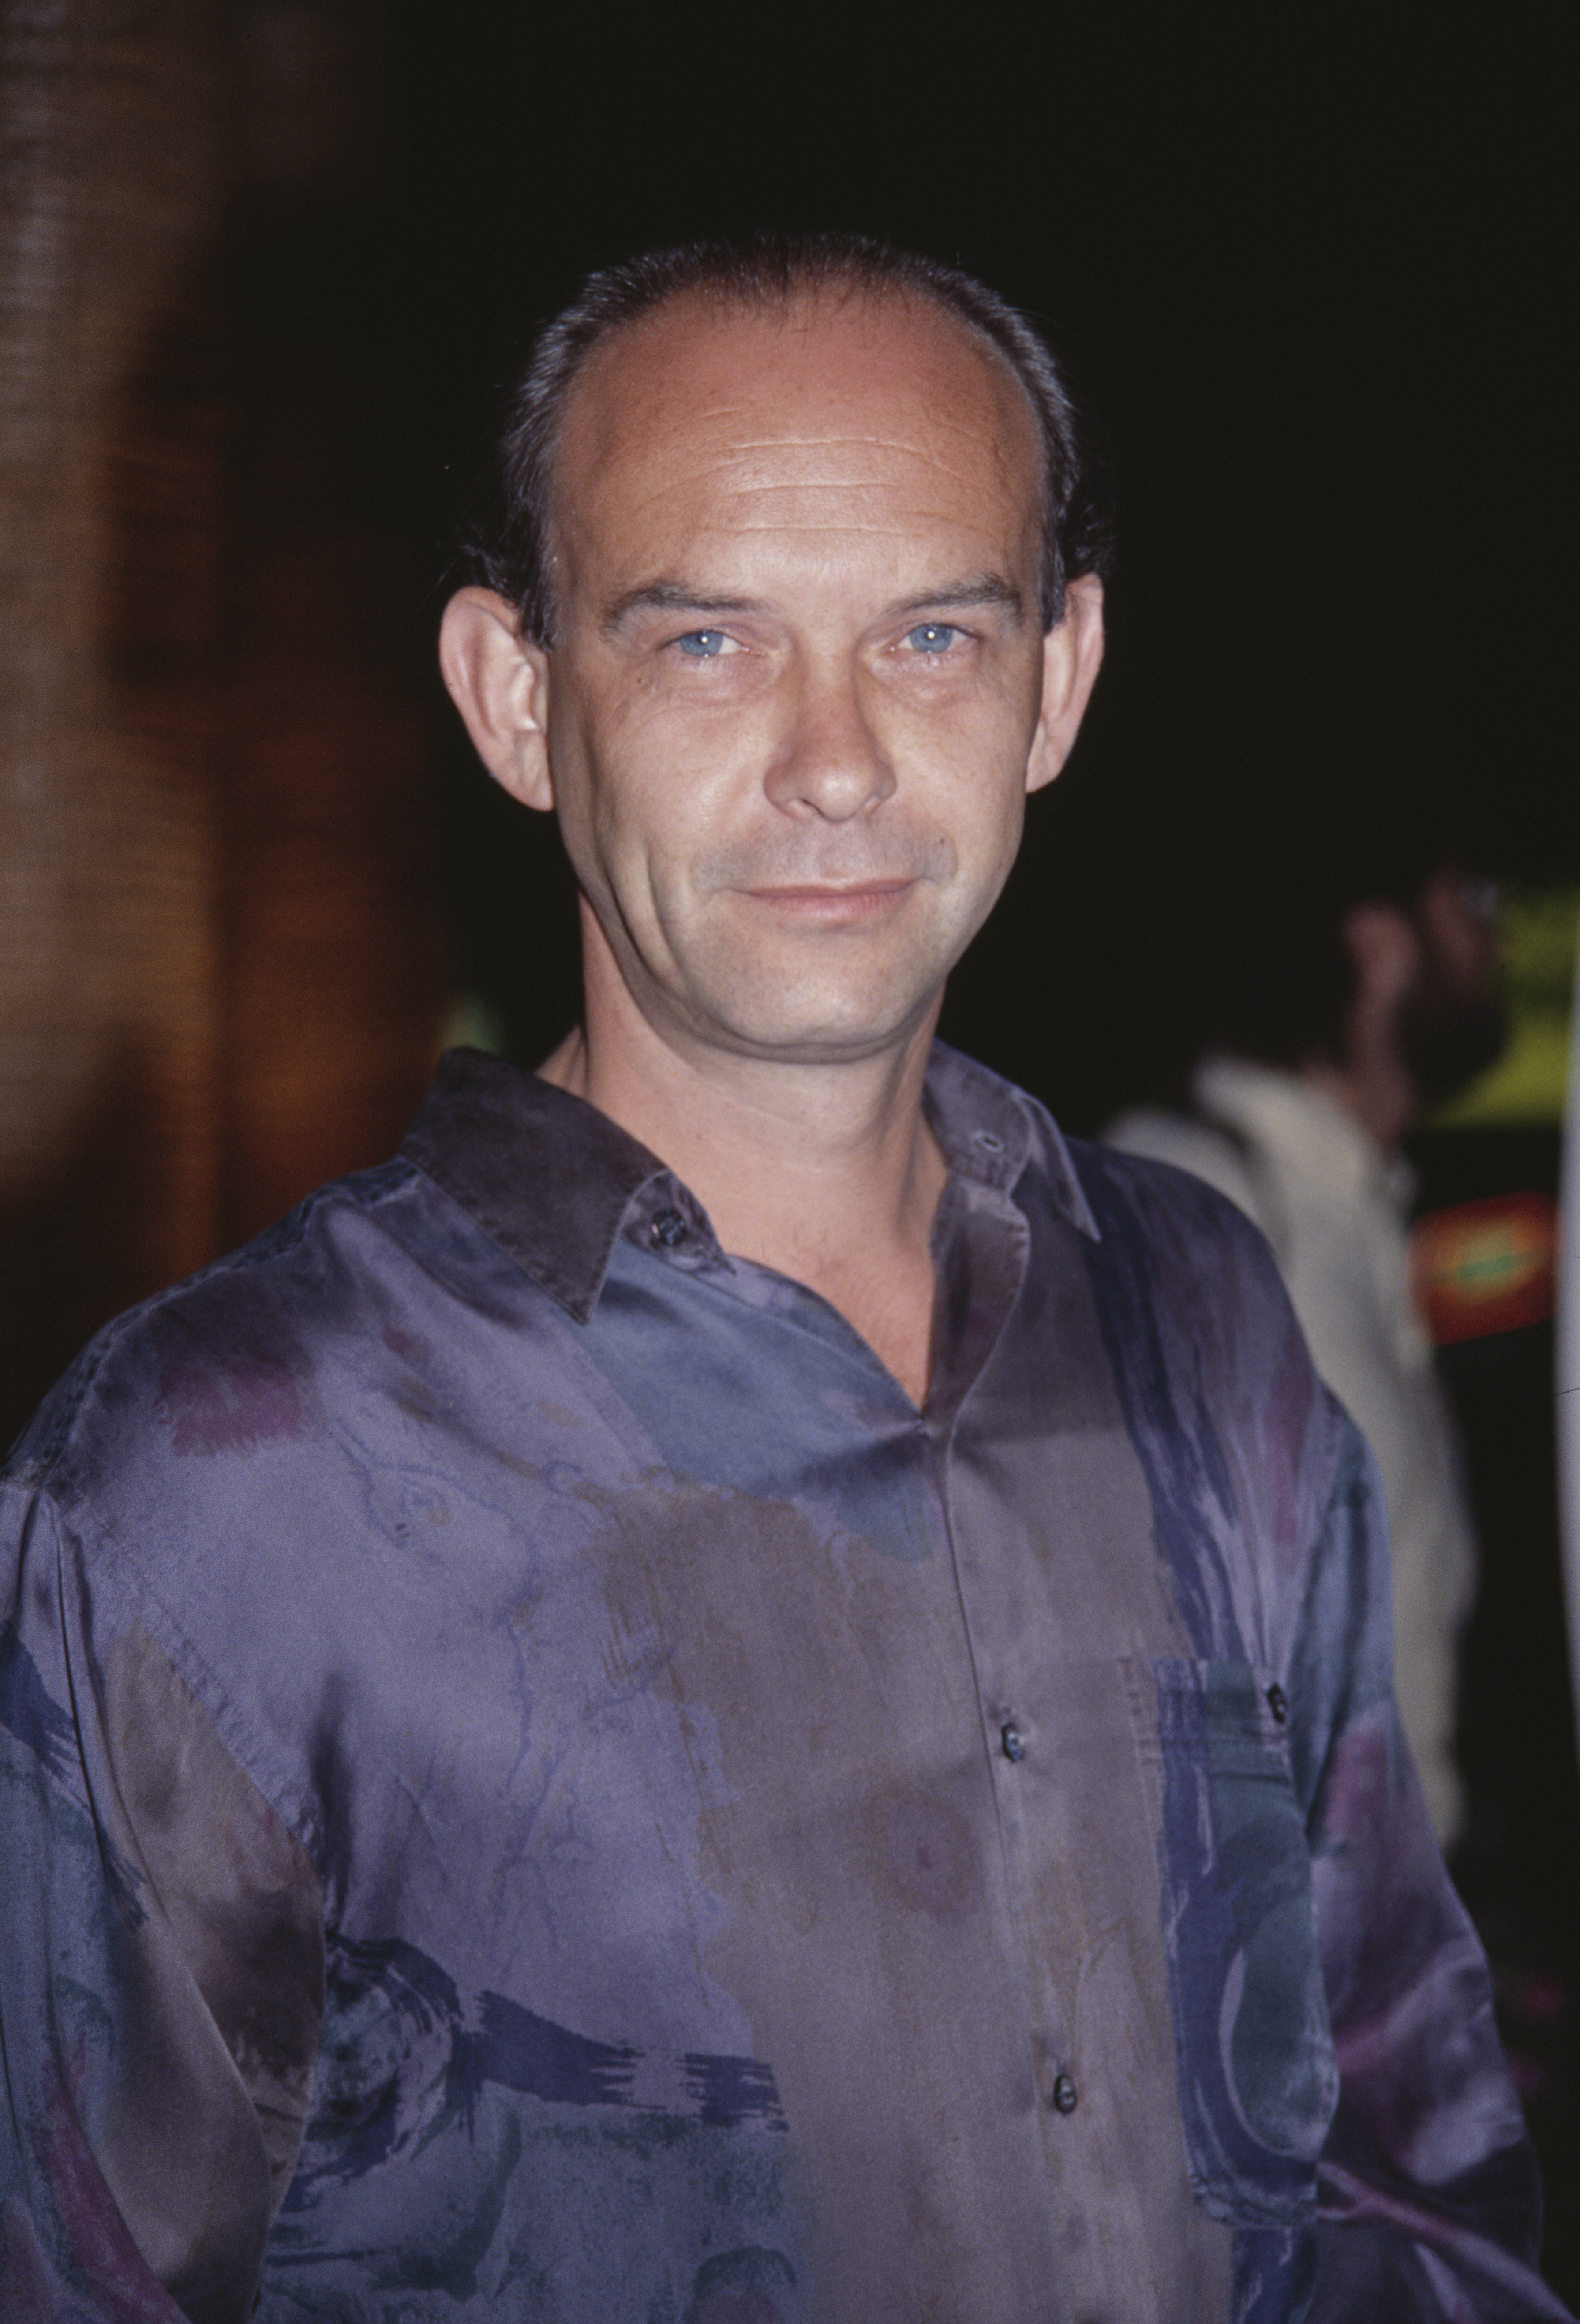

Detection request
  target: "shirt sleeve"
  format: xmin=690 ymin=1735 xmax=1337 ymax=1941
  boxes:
xmin=1292 ymin=1416 xmax=1569 ymax=2319
xmin=0 ymin=1467 xmax=324 ymax=2324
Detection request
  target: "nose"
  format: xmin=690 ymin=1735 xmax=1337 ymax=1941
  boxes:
xmin=762 ymin=657 xmax=896 ymax=822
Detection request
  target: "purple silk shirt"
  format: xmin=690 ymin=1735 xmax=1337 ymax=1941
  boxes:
xmin=0 ymin=1044 xmax=1565 ymax=2322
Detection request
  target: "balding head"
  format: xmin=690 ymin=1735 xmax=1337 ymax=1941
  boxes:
xmin=456 ymin=232 xmax=1112 ymax=648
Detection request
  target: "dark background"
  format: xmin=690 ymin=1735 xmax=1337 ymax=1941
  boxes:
xmin=3 ymin=0 xmax=1576 ymax=2294
xmin=393 ymin=2 xmax=1577 ymax=1105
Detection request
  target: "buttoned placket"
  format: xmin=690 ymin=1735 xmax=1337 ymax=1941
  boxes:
xmin=922 ymin=1159 xmax=1088 ymax=2182
xmin=627 ymin=1105 xmax=1090 ymax=2229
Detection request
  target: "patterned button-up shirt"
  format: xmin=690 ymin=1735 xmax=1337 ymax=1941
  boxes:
xmin=0 ymin=1045 xmax=1562 ymax=2322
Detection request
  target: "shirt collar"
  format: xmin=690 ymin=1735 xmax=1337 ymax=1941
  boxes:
xmin=401 ymin=1041 xmax=1096 ymax=1325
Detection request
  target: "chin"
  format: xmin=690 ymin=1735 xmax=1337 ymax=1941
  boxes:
xmin=671 ymin=923 xmax=969 ymax=1064
xmin=694 ymin=978 xmax=940 ymax=1065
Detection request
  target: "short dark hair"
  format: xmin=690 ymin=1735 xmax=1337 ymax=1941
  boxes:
xmin=457 ymin=231 xmax=1114 ymax=646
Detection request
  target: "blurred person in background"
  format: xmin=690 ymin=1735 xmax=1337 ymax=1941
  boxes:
xmin=1108 ymin=834 xmax=1505 ymax=1847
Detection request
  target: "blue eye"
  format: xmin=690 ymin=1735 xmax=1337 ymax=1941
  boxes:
xmin=903 ymin=623 xmax=962 ymax=654
xmin=676 ymin=630 xmax=728 ymax=658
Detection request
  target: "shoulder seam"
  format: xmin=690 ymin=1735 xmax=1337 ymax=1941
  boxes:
xmin=11 ymin=1158 xmax=420 ymax=1481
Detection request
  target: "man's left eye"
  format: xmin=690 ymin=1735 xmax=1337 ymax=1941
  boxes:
xmin=902 ymin=624 xmax=963 ymax=655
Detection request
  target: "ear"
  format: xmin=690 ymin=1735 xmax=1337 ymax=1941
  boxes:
xmin=438 ymin=587 xmax=554 ymax=813
xmin=1026 ymin=573 xmax=1106 ymax=796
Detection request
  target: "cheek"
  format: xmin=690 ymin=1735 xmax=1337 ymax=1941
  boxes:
xmin=875 ymin=655 xmax=1040 ymax=776
xmin=962 ymin=791 xmax=1029 ymax=902
xmin=900 ymin=713 xmax=1033 ymax=857
xmin=561 ymin=729 xmax=738 ymax=905
xmin=590 ymin=702 xmax=777 ymax=846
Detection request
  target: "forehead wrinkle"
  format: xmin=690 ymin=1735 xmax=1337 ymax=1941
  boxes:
xmin=579 ymin=456 xmax=1029 ymax=533
xmin=555 ymin=300 xmax=1043 ymax=602
xmin=565 ymin=478 xmax=1027 ymax=564
xmin=593 ymin=437 xmax=1015 ymax=500
xmin=664 ymin=419 xmax=1010 ymax=454
xmin=573 ymin=359 xmax=1033 ymax=491
xmin=676 ymin=520 xmax=1015 ymax=549
xmin=621 ymin=421 xmax=1019 ymax=477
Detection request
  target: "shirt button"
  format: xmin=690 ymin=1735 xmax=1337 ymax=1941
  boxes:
xmin=1000 ymin=1722 xmax=1026 ymax=1763
xmin=650 ymin=1207 xmax=687 ymax=1248
xmin=1051 ymin=2072 xmax=1079 ymax=2115
xmin=1267 ymin=1683 xmax=1288 ymax=1726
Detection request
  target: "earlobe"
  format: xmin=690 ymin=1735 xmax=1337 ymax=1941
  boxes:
xmin=1026 ymin=573 xmax=1106 ymax=796
xmin=438 ymin=587 xmax=554 ymax=813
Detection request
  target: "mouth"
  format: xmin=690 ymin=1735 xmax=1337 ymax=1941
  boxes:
xmin=739 ymin=879 xmax=917 ymax=925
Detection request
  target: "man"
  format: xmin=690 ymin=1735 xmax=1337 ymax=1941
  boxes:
xmin=0 ymin=235 xmax=1561 ymax=2322
xmin=1108 ymin=847 xmax=1504 ymax=1847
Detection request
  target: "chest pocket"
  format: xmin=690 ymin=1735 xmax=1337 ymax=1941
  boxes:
xmin=1141 ymin=1657 xmax=1339 ymax=2225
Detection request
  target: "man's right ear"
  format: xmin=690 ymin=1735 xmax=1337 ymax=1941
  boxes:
xmin=438 ymin=588 xmax=554 ymax=813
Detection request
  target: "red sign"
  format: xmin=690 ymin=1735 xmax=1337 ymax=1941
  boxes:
xmin=1411 ymin=1193 xmax=1560 ymax=1345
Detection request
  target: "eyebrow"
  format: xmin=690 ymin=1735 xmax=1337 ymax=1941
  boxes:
xmin=601 ymin=571 xmax=1026 ymax=635
xmin=889 ymin=574 xmax=1026 ymax=624
xmin=602 ymin=581 xmax=768 ymax=635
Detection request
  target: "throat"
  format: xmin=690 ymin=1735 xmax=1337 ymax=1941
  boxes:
xmin=557 ymin=992 xmax=953 ymax=1405
xmin=723 ymin=1143 xmax=949 ymax=1410
xmin=787 ymin=1239 xmax=939 ymax=1409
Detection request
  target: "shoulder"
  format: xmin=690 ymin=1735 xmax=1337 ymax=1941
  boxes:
xmin=969 ymin=1065 xmax=1317 ymax=1417
xmin=1063 ymin=1127 xmax=1311 ymax=1392
xmin=930 ymin=1045 xmax=1292 ymax=1326
xmin=1034 ymin=1114 xmax=1353 ymax=1621
xmin=1071 ymin=1128 xmax=1270 ymax=1254
xmin=1042 ymin=1101 xmax=1288 ymax=1300
xmin=4 ymin=1155 xmax=432 ymax=1535
xmin=1102 ymin=1104 xmax=1268 ymax=1231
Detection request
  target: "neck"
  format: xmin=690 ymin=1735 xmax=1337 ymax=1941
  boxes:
xmin=538 ymin=945 xmax=949 ymax=1407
